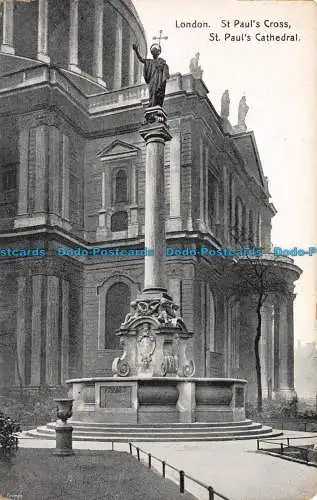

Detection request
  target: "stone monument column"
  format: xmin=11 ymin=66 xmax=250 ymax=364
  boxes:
xmin=112 ymin=42 xmax=195 ymax=380
xmin=140 ymin=108 xmax=171 ymax=291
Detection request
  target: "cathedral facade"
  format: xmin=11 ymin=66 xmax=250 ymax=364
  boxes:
xmin=0 ymin=0 xmax=300 ymax=401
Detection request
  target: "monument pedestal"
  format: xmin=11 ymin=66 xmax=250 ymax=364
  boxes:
xmin=64 ymin=107 xmax=250 ymax=434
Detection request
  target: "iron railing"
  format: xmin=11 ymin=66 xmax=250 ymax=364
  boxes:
xmin=127 ymin=442 xmax=230 ymax=500
xmin=257 ymin=435 xmax=317 ymax=466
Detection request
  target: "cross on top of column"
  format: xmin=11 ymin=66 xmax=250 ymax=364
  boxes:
xmin=152 ymin=29 xmax=168 ymax=48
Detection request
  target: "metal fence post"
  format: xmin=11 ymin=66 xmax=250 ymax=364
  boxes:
xmin=111 ymin=441 xmax=114 ymax=451
xmin=148 ymin=453 xmax=152 ymax=468
xmin=137 ymin=447 xmax=140 ymax=462
xmin=208 ymin=486 xmax=214 ymax=500
xmin=257 ymin=440 xmax=260 ymax=451
xmin=162 ymin=461 xmax=166 ymax=478
xmin=179 ymin=470 xmax=185 ymax=493
xmin=280 ymin=443 xmax=284 ymax=455
xmin=129 ymin=443 xmax=132 ymax=455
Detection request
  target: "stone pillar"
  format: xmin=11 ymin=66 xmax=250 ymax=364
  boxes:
xmin=200 ymin=282 xmax=207 ymax=376
xmin=204 ymin=145 xmax=209 ymax=227
xmin=1 ymin=0 xmax=15 ymax=54
xmin=222 ymin=164 xmax=229 ymax=244
xmin=37 ymin=0 xmax=50 ymax=63
xmin=167 ymin=131 xmax=182 ymax=231
xmin=128 ymin=30 xmax=135 ymax=86
xmin=140 ymin=108 xmax=172 ymax=290
xmin=92 ymin=0 xmax=104 ymax=83
xmin=16 ymin=277 xmax=26 ymax=386
xmin=62 ymin=134 xmax=70 ymax=221
xmin=61 ymin=280 xmax=70 ymax=384
xmin=31 ymin=275 xmax=43 ymax=386
xmin=45 ymin=276 xmax=60 ymax=386
xmin=113 ymin=13 xmax=123 ymax=90
xmin=69 ymin=0 xmax=80 ymax=73
xmin=199 ymin=137 xmax=206 ymax=231
xmin=273 ymin=294 xmax=297 ymax=402
xmin=230 ymin=175 xmax=235 ymax=244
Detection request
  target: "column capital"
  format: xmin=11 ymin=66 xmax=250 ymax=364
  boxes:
xmin=139 ymin=107 xmax=172 ymax=143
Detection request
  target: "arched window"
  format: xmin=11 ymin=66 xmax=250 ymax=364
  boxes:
xmin=105 ymin=283 xmax=131 ymax=349
xmin=115 ymin=169 xmax=128 ymax=203
xmin=111 ymin=211 xmax=128 ymax=232
xmin=234 ymin=197 xmax=243 ymax=242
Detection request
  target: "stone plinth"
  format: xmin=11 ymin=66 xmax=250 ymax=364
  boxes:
xmin=67 ymin=377 xmax=247 ymax=424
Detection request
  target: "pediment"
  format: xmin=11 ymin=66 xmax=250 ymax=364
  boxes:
xmin=232 ymin=132 xmax=265 ymax=188
xmin=97 ymin=140 xmax=140 ymax=162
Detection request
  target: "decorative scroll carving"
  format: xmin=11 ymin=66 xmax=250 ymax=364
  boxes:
xmin=112 ymin=338 xmax=130 ymax=377
xmin=122 ymin=295 xmax=187 ymax=331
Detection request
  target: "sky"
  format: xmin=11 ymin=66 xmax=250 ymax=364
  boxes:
xmin=133 ymin=0 xmax=317 ymax=344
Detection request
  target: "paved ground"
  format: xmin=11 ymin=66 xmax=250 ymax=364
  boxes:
xmin=19 ymin=432 xmax=317 ymax=500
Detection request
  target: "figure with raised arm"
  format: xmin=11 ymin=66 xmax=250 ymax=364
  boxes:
xmin=133 ymin=42 xmax=170 ymax=107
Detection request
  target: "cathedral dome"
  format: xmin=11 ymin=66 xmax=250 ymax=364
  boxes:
xmin=0 ymin=0 xmax=147 ymax=91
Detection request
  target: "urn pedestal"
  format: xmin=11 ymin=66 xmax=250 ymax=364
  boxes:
xmin=54 ymin=398 xmax=74 ymax=456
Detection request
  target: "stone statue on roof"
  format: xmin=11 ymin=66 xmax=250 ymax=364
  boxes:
xmin=189 ymin=52 xmax=203 ymax=79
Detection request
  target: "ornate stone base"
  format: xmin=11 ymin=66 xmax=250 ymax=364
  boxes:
xmin=67 ymin=376 xmax=247 ymax=424
xmin=112 ymin=288 xmax=195 ymax=378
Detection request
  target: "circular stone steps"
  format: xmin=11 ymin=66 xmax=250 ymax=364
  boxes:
xmin=26 ymin=420 xmax=282 ymax=442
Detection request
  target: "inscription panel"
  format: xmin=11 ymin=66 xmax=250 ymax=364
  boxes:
xmin=100 ymin=386 xmax=132 ymax=408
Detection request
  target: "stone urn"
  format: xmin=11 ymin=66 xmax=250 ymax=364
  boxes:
xmin=53 ymin=399 xmax=74 ymax=456
xmin=54 ymin=398 xmax=73 ymax=425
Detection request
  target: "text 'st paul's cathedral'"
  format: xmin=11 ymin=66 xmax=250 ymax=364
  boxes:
xmin=0 ymin=0 xmax=300 ymax=401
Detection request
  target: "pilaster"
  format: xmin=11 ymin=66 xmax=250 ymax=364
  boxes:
xmin=167 ymin=131 xmax=182 ymax=232
xmin=16 ymin=276 xmax=27 ymax=386
xmin=61 ymin=280 xmax=70 ymax=384
xmin=45 ymin=276 xmax=60 ymax=386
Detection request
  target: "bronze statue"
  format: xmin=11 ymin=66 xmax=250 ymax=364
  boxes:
xmin=133 ymin=42 xmax=169 ymax=107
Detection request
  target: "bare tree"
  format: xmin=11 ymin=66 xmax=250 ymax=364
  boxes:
xmin=220 ymin=229 xmax=289 ymax=413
